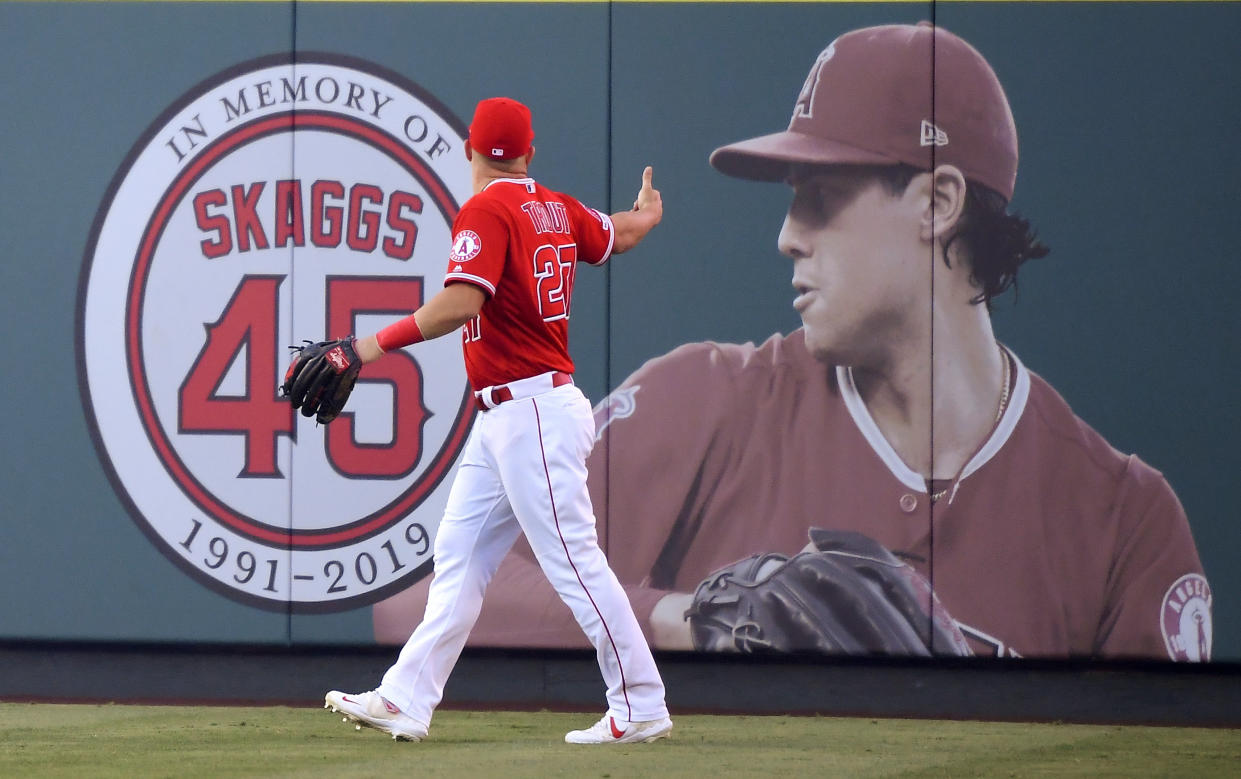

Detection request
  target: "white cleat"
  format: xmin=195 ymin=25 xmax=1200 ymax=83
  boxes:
xmin=565 ymin=714 xmax=673 ymax=745
xmin=323 ymin=690 xmax=428 ymax=742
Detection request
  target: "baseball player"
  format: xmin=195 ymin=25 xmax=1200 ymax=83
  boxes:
xmin=373 ymin=24 xmax=1211 ymax=662
xmin=322 ymin=97 xmax=672 ymax=744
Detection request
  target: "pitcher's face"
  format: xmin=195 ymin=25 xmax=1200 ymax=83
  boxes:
xmin=778 ymin=165 xmax=930 ymax=365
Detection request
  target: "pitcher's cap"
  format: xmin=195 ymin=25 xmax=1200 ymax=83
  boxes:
xmin=709 ymin=22 xmax=1018 ymax=201
xmin=469 ymin=97 xmax=534 ymax=160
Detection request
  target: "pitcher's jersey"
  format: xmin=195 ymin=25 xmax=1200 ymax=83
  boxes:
xmin=373 ymin=329 xmax=1211 ymax=660
xmin=444 ymin=177 xmax=614 ymax=390
xmin=585 ymin=329 xmax=1210 ymax=660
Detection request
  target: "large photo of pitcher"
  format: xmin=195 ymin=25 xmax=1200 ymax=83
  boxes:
xmin=372 ymin=14 xmax=1225 ymax=662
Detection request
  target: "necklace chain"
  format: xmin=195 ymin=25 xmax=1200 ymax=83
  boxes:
xmin=929 ymin=345 xmax=1009 ymax=503
xmin=995 ymin=345 xmax=1011 ymax=424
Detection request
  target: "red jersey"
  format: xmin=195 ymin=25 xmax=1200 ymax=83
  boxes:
xmin=444 ymin=177 xmax=614 ymax=391
xmin=375 ymin=329 xmax=1210 ymax=661
xmin=586 ymin=330 xmax=1210 ymax=659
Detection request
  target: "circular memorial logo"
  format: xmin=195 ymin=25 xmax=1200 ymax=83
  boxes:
xmin=77 ymin=54 xmax=473 ymax=611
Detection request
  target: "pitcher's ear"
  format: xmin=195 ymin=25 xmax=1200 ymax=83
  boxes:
xmin=920 ymin=164 xmax=968 ymax=242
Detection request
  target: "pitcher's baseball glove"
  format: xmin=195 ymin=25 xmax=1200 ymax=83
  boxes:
xmin=683 ymin=528 xmax=972 ymax=656
xmin=281 ymin=337 xmax=362 ymax=424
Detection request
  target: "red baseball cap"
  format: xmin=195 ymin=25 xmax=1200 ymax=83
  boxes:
xmin=469 ymin=97 xmax=534 ymax=160
xmin=709 ymin=22 xmax=1018 ymax=201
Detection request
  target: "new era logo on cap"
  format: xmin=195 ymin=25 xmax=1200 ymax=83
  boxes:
xmin=920 ymin=120 xmax=948 ymax=147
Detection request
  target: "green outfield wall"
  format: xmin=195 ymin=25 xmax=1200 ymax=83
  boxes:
xmin=1 ymin=1 xmax=1237 ymax=667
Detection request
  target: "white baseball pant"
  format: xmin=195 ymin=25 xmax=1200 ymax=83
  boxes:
xmin=376 ymin=374 xmax=668 ymax=728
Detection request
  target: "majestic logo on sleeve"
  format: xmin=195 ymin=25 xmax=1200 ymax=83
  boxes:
xmin=77 ymin=55 xmax=474 ymax=612
xmin=1161 ymin=573 xmax=1212 ymax=662
xmin=449 ymin=230 xmax=481 ymax=262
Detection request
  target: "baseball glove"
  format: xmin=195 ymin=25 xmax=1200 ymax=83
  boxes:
xmin=280 ymin=337 xmax=362 ymax=424
xmin=683 ymin=528 xmax=972 ymax=656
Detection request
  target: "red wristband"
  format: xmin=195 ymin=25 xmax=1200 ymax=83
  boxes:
xmin=375 ymin=315 xmax=425 ymax=352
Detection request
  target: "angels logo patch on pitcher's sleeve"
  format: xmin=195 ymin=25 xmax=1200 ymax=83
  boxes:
xmin=593 ymin=385 xmax=640 ymax=442
xmin=1161 ymin=573 xmax=1212 ymax=661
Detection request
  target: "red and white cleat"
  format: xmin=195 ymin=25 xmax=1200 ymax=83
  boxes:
xmin=323 ymin=690 xmax=427 ymax=741
xmin=564 ymin=714 xmax=673 ymax=745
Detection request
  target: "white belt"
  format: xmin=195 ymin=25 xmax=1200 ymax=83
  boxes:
xmin=474 ymin=371 xmax=573 ymax=411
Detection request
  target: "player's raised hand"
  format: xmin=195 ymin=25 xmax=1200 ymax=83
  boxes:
xmin=632 ymin=166 xmax=662 ymax=223
xmin=611 ymin=166 xmax=663 ymax=253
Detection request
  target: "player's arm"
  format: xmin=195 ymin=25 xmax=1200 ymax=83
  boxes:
xmin=650 ymin=592 xmax=696 ymax=649
xmin=610 ymin=166 xmax=663 ymax=254
xmin=1096 ymin=464 xmax=1210 ymax=660
xmin=590 ymin=342 xmax=749 ymax=650
xmin=353 ymin=282 xmax=486 ymax=363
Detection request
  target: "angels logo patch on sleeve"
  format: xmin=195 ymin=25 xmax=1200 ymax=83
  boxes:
xmin=1161 ymin=573 xmax=1212 ymax=661
xmin=592 ymin=385 xmax=640 ymax=442
xmin=449 ymin=230 xmax=481 ymax=262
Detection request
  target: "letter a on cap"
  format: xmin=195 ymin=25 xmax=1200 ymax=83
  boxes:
xmin=794 ymin=43 xmax=836 ymax=120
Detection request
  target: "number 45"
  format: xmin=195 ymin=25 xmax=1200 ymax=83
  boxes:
xmin=178 ymin=275 xmax=430 ymax=479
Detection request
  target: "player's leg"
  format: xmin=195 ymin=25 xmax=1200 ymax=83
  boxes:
xmin=371 ymin=424 xmax=521 ymax=728
xmin=493 ymin=387 xmax=669 ymax=728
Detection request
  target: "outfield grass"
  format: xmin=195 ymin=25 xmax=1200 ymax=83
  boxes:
xmin=2 ymin=703 xmax=1239 ymax=778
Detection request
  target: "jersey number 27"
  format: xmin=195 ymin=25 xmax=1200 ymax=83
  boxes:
xmin=533 ymin=242 xmax=577 ymax=322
